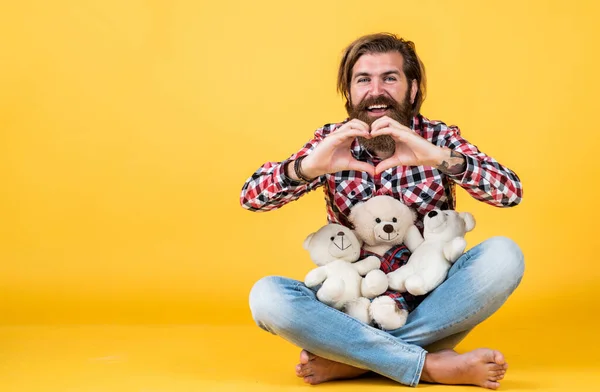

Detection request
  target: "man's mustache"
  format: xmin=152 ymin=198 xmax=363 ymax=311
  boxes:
xmin=355 ymin=96 xmax=400 ymax=112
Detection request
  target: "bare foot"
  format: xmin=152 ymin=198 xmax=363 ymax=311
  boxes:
xmin=295 ymin=350 xmax=368 ymax=385
xmin=421 ymin=348 xmax=509 ymax=390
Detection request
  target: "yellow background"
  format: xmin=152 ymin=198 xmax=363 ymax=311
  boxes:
xmin=1 ymin=0 xmax=600 ymax=390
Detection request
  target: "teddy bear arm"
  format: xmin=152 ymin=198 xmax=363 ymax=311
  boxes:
xmin=353 ymin=256 xmax=381 ymax=276
xmin=406 ymin=269 xmax=447 ymax=296
xmin=386 ymin=266 xmax=412 ymax=292
xmin=361 ymin=269 xmax=388 ymax=298
xmin=404 ymin=225 xmax=424 ymax=253
xmin=316 ymin=278 xmax=346 ymax=308
xmin=304 ymin=266 xmax=328 ymax=288
xmin=443 ymin=237 xmax=467 ymax=263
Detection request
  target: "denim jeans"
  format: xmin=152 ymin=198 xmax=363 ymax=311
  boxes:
xmin=249 ymin=236 xmax=525 ymax=387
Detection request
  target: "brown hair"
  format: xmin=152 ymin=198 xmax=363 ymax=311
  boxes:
xmin=337 ymin=33 xmax=427 ymax=116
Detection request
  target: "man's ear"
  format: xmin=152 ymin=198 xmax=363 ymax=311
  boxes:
xmin=410 ymin=79 xmax=418 ymax=104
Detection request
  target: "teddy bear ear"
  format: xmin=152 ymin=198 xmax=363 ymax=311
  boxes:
xmin=348 ymin=202 xmax=364 ymax=224
xmin=303 ymin=233 xmax=315 ymax=250
xmin=459 ymin=212 xmax=476 ymax=232
xmin=409 ymin=207 xmax=417 ymax=223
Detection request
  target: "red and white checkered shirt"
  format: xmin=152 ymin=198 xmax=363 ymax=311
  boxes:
xmin=240 ymin=114 xmax=523 ymax=229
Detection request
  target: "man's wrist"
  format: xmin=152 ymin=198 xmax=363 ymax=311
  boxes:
xmin=285 ymin=157 xmax=318 ymax=183
xmin=283 ymin=160 xmax=302 ymax=182
xmin=435 ymin=147 xmax=467 ymax=175
xmin=297 ymin=156 xmax=322 ymax=180
xmin=294 ymin=156 xmax=318 ymax=182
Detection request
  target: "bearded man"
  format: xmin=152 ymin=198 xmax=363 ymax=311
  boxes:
xmin=240 ymin=33 xmax=524 ymax=390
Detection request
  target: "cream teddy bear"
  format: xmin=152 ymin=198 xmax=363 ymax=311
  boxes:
xmin=303 ymin=223 xmax=388 ymax=325
xmin=387 ymin=209 xmax=476 ymax=296
xmin=349 ymin=195 xmax=423 ymax=330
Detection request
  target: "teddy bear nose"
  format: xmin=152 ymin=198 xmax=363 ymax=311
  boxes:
xmin=383 ymin=224 xmax=394 ymax=233
xmin=428 ymin=210 xmax=438 ymax=218
xmin=337 ymin=231 xmax=345 ymax=236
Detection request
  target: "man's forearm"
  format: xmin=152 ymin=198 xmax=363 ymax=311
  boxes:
xmin=436 ymin=148 xmax=466 ymax=175
xmin=240 ymin=160 xmax=308 ymax=212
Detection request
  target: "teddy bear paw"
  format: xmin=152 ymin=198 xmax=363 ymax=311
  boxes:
xmin=405 ymin=275 xmax=428 ymax=296
xmin=361 ymin=269 xmax=388 ymax=298
xmin=369 ymin=296 xmax=408 ymax=330
xmin=387 ymin=270 xmax=408 ymax=292
xmin=344 ymin=297 xmax=372 ymax=325
xmin=316 ymin=278 xmax=345 ymax=306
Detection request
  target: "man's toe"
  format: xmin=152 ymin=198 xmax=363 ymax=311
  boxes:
xmin=299 ymin=350 xmax=313 ymax=364
xmin=483 ymin=380 xmax=500 ymax=390
xmin=492 ymin=350 xmax=506 ymax=365
xmin=298 ymin=365 xmax=313 ymax=377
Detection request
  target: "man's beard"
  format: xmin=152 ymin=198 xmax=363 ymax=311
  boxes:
xmin=347 ymin=90 xmax=413 ymax=156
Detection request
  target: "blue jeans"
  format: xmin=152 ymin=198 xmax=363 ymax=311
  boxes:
xmin=249 ymin=236 xmax=525 ymax=387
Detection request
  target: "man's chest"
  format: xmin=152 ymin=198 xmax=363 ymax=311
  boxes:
xmin=323 ymin=166 xmax=453 ymax=226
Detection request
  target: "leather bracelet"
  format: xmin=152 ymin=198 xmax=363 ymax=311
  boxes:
xmin=282 ymin=160 xmax=296 ymax=183
xmin=294 ymin=156 xmax=316 ymax=183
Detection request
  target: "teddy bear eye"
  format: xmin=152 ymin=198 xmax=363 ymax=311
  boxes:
xmin=392 ymin=217 xmax=397 ymax=223
xmin=375 ymin=218 xmax=381 ymax=223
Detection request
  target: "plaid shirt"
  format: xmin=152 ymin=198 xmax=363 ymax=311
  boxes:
xmin=240 ymin=114 xmax=523 ymax=229
xmin=361 ymin=245 xmax=426 ymax=312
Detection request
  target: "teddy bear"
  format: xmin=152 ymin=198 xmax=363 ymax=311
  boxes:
xmin=303 ymin=223 xmax=389 ymax=325
xmin=348 ymin=195 xmax=424 ymax=330
xmin=387 ymin=209 xmax=476 ymax=296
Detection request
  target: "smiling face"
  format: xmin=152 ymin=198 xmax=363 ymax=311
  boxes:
xmin=337 ymin=34 xmax=427 ymax=121
xmin=348 ymin=52 xmax=416 ymax=124
xmin=346 ymin=52 xmax=417 ymax=154
xmin=303 ymin=224 xmax=362 ymax=266
xmin=327 ymin=229 xmax=356 ymax=258
xmin=349 ymin=195 xmax=416 ymax=248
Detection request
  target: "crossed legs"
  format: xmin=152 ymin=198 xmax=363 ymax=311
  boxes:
xmin=249 ymin=236 xmax=524 ymax=388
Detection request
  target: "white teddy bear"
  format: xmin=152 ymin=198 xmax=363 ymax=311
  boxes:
xmin=349 ymin=195 xmax=423 ymax=330
xmin=387 ymin=209 xmax=476 ymax=296
xmin=303 ymin=223 xmax=389 ymax=325
xmin=350 ymin=195 xmax=423 ymax=256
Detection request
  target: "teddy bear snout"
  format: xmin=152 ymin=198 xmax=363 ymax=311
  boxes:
xmin=425 ymin=209 xmax=448 ymax=232
xmin=383 ymin=224 xmax=394 ymax=233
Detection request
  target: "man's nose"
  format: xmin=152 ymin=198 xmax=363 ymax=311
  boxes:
xmin=370 ymin=79 xmax=383 ymax=95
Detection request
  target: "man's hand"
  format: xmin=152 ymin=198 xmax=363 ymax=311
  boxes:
xmin=370 ymin=116 xmax=464 ymax=175
xmin=300 ymin=119 xmax=376 ymax=178
xmin=288 ymin=116 xmax=466 ymax=180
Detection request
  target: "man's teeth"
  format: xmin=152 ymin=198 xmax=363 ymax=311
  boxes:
xmin=368 ymin=104 xmax=388 ymax=110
